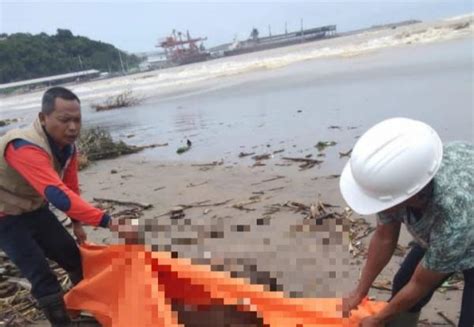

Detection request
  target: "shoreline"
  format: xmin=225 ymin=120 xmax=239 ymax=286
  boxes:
xmin=1 ymin=14 xmax=472 ymax=116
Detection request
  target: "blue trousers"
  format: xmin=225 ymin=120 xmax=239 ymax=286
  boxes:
xmin=391 ymin=243 xmax=474 ymax=327
xmin=0 ymin=206 xmax=82 ymax=301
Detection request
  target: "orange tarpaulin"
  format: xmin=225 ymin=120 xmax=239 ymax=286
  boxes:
xmin=65 ymin=244 xmax=385 ymax=326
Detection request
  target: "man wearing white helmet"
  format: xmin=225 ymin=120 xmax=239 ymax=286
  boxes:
xmin=340 ymin=118 xmax=473 ymax=327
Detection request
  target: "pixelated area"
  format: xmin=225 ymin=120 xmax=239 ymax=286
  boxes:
xmin=84 ymin=198 xmax=384 ymax=325
xmin=106 ymin=200 xmax=354 ymax=299
xmin=65 ymin=244 xmax=384 ymax=326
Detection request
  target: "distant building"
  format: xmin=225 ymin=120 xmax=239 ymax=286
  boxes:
xmin=137 ymin=52 xmax=171 ymax=71
xmin=0 ymin=69 xmax=101 ymax=92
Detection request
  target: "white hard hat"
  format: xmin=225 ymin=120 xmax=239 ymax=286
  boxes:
xmin=340 ymin=118 xmax=443 ymax=215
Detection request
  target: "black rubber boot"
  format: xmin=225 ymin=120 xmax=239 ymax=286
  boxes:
xmin=38 ymin=293 xmax=72 ymax=327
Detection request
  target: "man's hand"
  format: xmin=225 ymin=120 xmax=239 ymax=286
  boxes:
xmin=343 ymin=289 xmax=365 ymax=316
xmin=72 ymin=221 xmax=87 ymax=244
xmin=359 ymin=316 xmax=384 ymax=327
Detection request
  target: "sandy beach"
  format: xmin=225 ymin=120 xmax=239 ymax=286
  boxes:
xmin=2 ymin=14 xmax=472 ymax=326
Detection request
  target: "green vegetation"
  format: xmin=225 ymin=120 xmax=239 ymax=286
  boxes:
xmin=0 ymin=29 xmax=141 ymax=84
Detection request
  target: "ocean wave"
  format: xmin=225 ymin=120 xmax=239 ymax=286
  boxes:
xmin=1 ymin=16 xmax=472 ymax=114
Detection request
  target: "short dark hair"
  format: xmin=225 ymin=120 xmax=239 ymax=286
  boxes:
xmin=41 ymin=87 xmax=80 ymax=115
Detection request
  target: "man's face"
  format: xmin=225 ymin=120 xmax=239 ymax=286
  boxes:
xmin=39 ymin=98 xmax=82 ymax=148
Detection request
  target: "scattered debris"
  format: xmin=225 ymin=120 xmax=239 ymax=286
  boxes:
xmin=0 ymin=118 xmax=18 ymax=127
xmin=266 ymin=186 xmax=285 ymax=192
xmin=93 ymin=197 xmax=153 ymax=210
xmin=191 ymin=160 xmax=224 ymax=167
xmin=0 ymin=252 xmax=72 ymax=326
xmin=371 ymin=279 xmax=392 ymax=292
xmin=339 ymin=149 xmax=352 ymax=158
xmin=252 ymin=154 xmax=272 ymax=161
xmin=282 ymin=200 xmax=340 ymax=221
xmin=92 ymin=90 xmax=143 ymax=111
xmin=157 ymin=199 xmax=233 ymax=218
xmin=251 ymin=176 xmax=285 ymax=186
xmin=78 ymin=128 xmax=165 ymax=170
xmin=238 ymin=152 xmax=255 ymax=158
xmin=437 ymin=311 xmax=456 ymax=326
xmin=232 ymin=197 xmax=261 ymax=212
xmin=186 ymin=181 xmax=208 ymax=188
xmin=315 ymin=141 xmax=337 ymax=151
xmin=437 ymin=273 xmax=464 ymax=293
xmin=169 ymin=206 xmax=186 ymax=219
xmin=393 ymin=244 xmax=408 ymax=257
xmin=282 ymin=157 xmax=323 ymax=170
xmin=177 ymin=139 xmax=192 ymax=154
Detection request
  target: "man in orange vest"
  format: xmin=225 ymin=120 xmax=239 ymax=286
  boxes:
xmin=0 ymin=87 xmax=116 ymax=326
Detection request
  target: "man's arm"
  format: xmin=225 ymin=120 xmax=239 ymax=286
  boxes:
xmin=367 ymin=264 xmax=448 ymax=324
xmin=5 ymin=142 xmax=110 ymax=227
xmin=63 ymin=147 xmax=80 ymax=195
xmin=345 ymin=220 xmax=401 ymax=310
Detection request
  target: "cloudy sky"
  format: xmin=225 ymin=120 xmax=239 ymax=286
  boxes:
xmin=1 ymin=0 xmax=472 ymax=53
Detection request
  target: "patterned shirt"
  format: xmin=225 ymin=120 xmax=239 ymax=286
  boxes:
xmin=377 ymin=142 xmax=473 ymax=273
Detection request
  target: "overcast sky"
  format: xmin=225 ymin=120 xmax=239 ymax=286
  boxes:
xmin=1 ymin=0 xmax=472 ymax=53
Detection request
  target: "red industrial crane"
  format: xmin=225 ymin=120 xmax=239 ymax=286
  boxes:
xmin=157 ymin=30 xmax=210 ymax=65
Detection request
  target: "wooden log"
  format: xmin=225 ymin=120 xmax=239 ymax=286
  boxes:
xmin=93 ymin=198 xmax=153 ymax=209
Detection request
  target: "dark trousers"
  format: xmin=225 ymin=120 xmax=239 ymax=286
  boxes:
xmin=391 ymin=243 xmax=474 ymax=327
xmin=0 ymin=206 xmax=82 ymax=301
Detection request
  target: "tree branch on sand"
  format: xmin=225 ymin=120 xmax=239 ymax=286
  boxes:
xmin=77 ymin=127 xmax=166 ymax=170
xmin=91 ymin=90 xmax=143 ymax=111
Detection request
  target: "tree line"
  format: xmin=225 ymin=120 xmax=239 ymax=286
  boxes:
xmin=0 ymin=29 xmax=141 ymax=84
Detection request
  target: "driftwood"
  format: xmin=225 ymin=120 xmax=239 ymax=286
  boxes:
xmin=251 ymin=154 xmax=271 ymax=161
xmin=0 ymin=118 xmax=18 ymax=127
xmin=266 ymin=186 xmax=285 ymax=192
xmin=186 ymin=181 xmax=208 ymax=188
xmin=371 ymin=281 xmax=392 ymax=292
xmin=93 ymin=198 xmax=153 ymax=210
xmin=191 ymin=160 xmax=224 ymax=167
xmin=157 ymin=199 xmax=233 ymax=218
xmin=339 ymin=149 xmax=352 ymax=158
xmin=92 ymin=90 xmax=143 ymax=112
xmin=315 ymin=141 xmax=337 ymax=151
xmin=238 ymin=152 xmax=255 ymax=158
xmin=251 ymin=176 xmax=285 ymax=186
xmin=282 ymin=157 xmax=323 ymax=170
xmin=231 ymin=197 xmax=261 ymax=212
xmin=437 ymin=312 xmax=456 ymax=326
